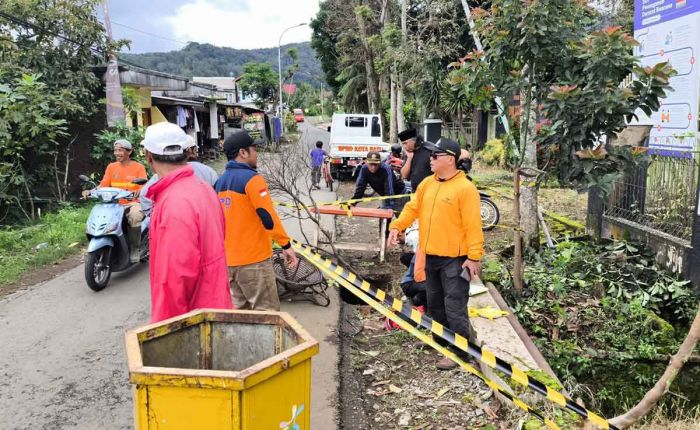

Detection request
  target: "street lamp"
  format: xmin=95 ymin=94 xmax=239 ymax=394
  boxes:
xmin=278 ymin=22 xmax=307 ymax=136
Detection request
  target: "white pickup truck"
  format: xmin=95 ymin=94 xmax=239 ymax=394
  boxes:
xmin=328 ymin=113 xmax=389 ymax=179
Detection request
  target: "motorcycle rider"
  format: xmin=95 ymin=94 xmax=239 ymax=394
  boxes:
xmin=83 ymin=139 xmax=148 ymax=263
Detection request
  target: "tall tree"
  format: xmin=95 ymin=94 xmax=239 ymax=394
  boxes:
xmin=239 ymin=62 xmax=278 ymax=109
xmin=354 ymin=2 xmax=383 ymax=117
xmin=450 ymin=0 xmax=673 ymax=284
xmin=0 ymin=0 xmax=115 ymax=219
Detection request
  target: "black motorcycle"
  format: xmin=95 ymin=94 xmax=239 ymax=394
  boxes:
xmin=460 ymin=158 xmax=500 ymax=231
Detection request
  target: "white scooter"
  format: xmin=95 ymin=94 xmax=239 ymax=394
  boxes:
xmin=79 ymin=175 xmax=149 ymax=291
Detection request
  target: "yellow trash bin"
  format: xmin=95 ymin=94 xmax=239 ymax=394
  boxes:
xmin=125 ymin=309 xmax=319 ymax=430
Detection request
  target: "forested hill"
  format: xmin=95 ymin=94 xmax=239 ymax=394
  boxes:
xmin=121 ymin=41 xmax=323 ymax=85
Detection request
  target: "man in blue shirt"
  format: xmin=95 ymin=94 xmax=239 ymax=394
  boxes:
xmin=309 ymin=141 xmax=327 ymax=189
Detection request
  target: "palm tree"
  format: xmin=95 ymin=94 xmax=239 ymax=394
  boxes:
xmin=440 ymin=82 xmax=472 ymax=147
xmin=337 ymin=62 xmax=369 ymax=112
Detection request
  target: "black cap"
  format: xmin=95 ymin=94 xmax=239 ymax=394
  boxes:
xmin=365 ymin=151 xmax=382 ymax=164
xmin=223 ymin=131 xmax=257 ymax=157
xmin=425 ymin=137 xmax=461 ymax=160
xmin=398 ymin=128 xmax=418 ymax=142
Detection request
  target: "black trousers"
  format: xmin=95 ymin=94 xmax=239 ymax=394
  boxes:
xmin=425 ymin=255 xmax=472 ymax=359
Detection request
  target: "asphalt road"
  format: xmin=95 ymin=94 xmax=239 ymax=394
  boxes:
xmin=0 ymin=121 xmax=339 ymax=429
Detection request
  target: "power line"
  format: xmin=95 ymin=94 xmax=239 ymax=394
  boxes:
xmin=0 ymin=10 xmax=150 ymax=70
xmin=109 ymin=20 xmax=188 ymax=46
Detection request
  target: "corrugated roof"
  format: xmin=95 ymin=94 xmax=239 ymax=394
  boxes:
xmin=151 ymin=96 xmax=204 ymax=107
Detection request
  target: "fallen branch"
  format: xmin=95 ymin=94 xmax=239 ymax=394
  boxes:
xmin=608 ymin=305 xmax=700 ymax=428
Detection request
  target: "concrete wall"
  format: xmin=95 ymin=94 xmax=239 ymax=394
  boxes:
xmin=602 ymin=215 xmax=692 ymax=276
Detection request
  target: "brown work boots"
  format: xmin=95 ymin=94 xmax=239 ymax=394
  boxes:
xmin=435 ymin=357 xmax=459 ymax=370
xmin=435 ymin=329 xmax=481 ymax=371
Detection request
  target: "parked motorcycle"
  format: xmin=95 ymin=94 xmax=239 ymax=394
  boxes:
xmin=460 ymin=161 xmax=500 ymax=231
xmin=79 ymin=175 xmax=149 ymax=291
xmin=479 ymin=192 xmax=500 ymax=231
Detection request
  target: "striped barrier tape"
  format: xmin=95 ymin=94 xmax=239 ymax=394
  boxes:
xmin=293 ymin=243 xmax=561 ymax=429
xmin=274 ymin=193 xmax=412 ymax=210
xmin=291 ymin=241 xmax=617 ymax=430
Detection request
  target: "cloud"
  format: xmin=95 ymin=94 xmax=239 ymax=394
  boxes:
xmin=107 ymin=0 xmax=191 ymax=53
xmin=166 ymin=0 xmax=319 ymax=50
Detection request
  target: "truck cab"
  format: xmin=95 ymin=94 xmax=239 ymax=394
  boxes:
xmin=328 ymin=114 xmax=389 ymax=179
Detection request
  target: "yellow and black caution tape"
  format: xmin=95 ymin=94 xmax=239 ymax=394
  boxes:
xmin=291 ymin=241 xmax=617 ymax=430
xmin=274 ymin=193 xmax=412 ymax=210
xmin=294 ymin=243 xmax=561 ymax=430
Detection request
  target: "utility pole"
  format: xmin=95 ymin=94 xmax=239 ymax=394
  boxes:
xmin=320 ymin=81 xmax=324 ymax=120
xmin=101 ymin=0 xmax=125 ymax=126
xmin=459 ymin=0 xmax=509 ymax=134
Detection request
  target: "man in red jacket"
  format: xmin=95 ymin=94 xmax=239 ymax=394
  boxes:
xmin=142 ymin=122 xmax=233 ymax=323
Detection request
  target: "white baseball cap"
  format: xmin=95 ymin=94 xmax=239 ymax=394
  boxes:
xmin=141 ymin=122 xmax=189 ymax=155
xmin=183 ymin=135 xmax=196 ymax=149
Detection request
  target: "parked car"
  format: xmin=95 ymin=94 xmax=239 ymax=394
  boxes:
xmin=293 ymin=108 xmax=305 ymax=123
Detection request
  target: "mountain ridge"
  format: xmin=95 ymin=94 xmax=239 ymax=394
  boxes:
xmin=121 ymin=41 xmax=323 ymax=86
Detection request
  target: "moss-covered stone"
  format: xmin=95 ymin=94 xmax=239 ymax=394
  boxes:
xmin=643 ymin=310 xmax=675 ymax=348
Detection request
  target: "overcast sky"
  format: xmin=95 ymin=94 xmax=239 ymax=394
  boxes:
xmin=100 ymin=0 xmax=319 ymax=53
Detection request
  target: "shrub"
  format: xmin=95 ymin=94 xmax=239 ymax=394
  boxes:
xmin=93 ymin=123 xmax=146 ymax=170
xmin=480 ymin=138 xmax=506 ymax=167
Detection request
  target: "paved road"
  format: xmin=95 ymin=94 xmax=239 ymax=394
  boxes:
xmin=0 ymin=121 xmax=339 ymax=429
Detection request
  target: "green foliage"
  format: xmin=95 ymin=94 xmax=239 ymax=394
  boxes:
xmin=0 ymin=0 xmax=115 ymax=221
xmin=283 ymin=112 xmax=298 ymax=134
xmin=93 ymin=124 xmax=146 ymax=171
xmin=500 ymin=241 xmax=698 ymax=413
xmin=523 ymin=409 xmax=580 ymax=430
xmin=288 ymin=82 xmax=321 ymax=114
xmin=479 ymin=139 xmax=506 ymax=167
xmin=123 ymin=42 xmax=323 ymax=86
xmin=449 ymin=0 xmax=673 ymax=195
xmin=311 ymin=0 xmax=475 ymax=114
xmin=503 ymin=238 xmax=698 ymax=414
xmin=310 ymin=2 xmax=344 ymax=95
xmin=440 ymin=81 xmax=471 ymax=123
xmin=0 ymin=203 xmax=92 ymax=285
xmin=537 ymin=28 xmax=675 ymax=192
xmin=0 ymin=74 xmax=68 ymax=220
xmin=239 ymin=62 xmax=278 ymax=109
xmin=0 ymin=0 xmax=115 ymax=120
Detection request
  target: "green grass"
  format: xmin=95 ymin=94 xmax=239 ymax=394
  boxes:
xmin=0 ymin=204 xmax=93 ymax=285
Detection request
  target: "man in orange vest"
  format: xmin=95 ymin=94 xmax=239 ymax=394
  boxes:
xmin=215 ymin=131 xmax=298 ymax=311
xmin=87 ymin=139 xmax=148 ymax=262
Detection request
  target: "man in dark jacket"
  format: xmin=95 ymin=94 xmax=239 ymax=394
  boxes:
xmin=398 ymin=128 xmax=433 ymax=192
xmin=351 ymin=151 xmax=406 ymax=211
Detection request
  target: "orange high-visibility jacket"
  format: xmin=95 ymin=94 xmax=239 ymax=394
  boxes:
xmin=215 ymin=161 xmax=291 ymax=267
xmin=100 ymin=160 xmax=148 ymax=202
xmin=390 ymin=171 xmax=484 ymax=261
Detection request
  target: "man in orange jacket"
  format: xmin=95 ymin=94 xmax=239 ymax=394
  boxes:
xmin=215 ymin=131 xmax=298 ymax=311
xmin=388 ymin=137 xmax=484 ymax=370
xmin=85 ymin=139 xmax=148 ymax=263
